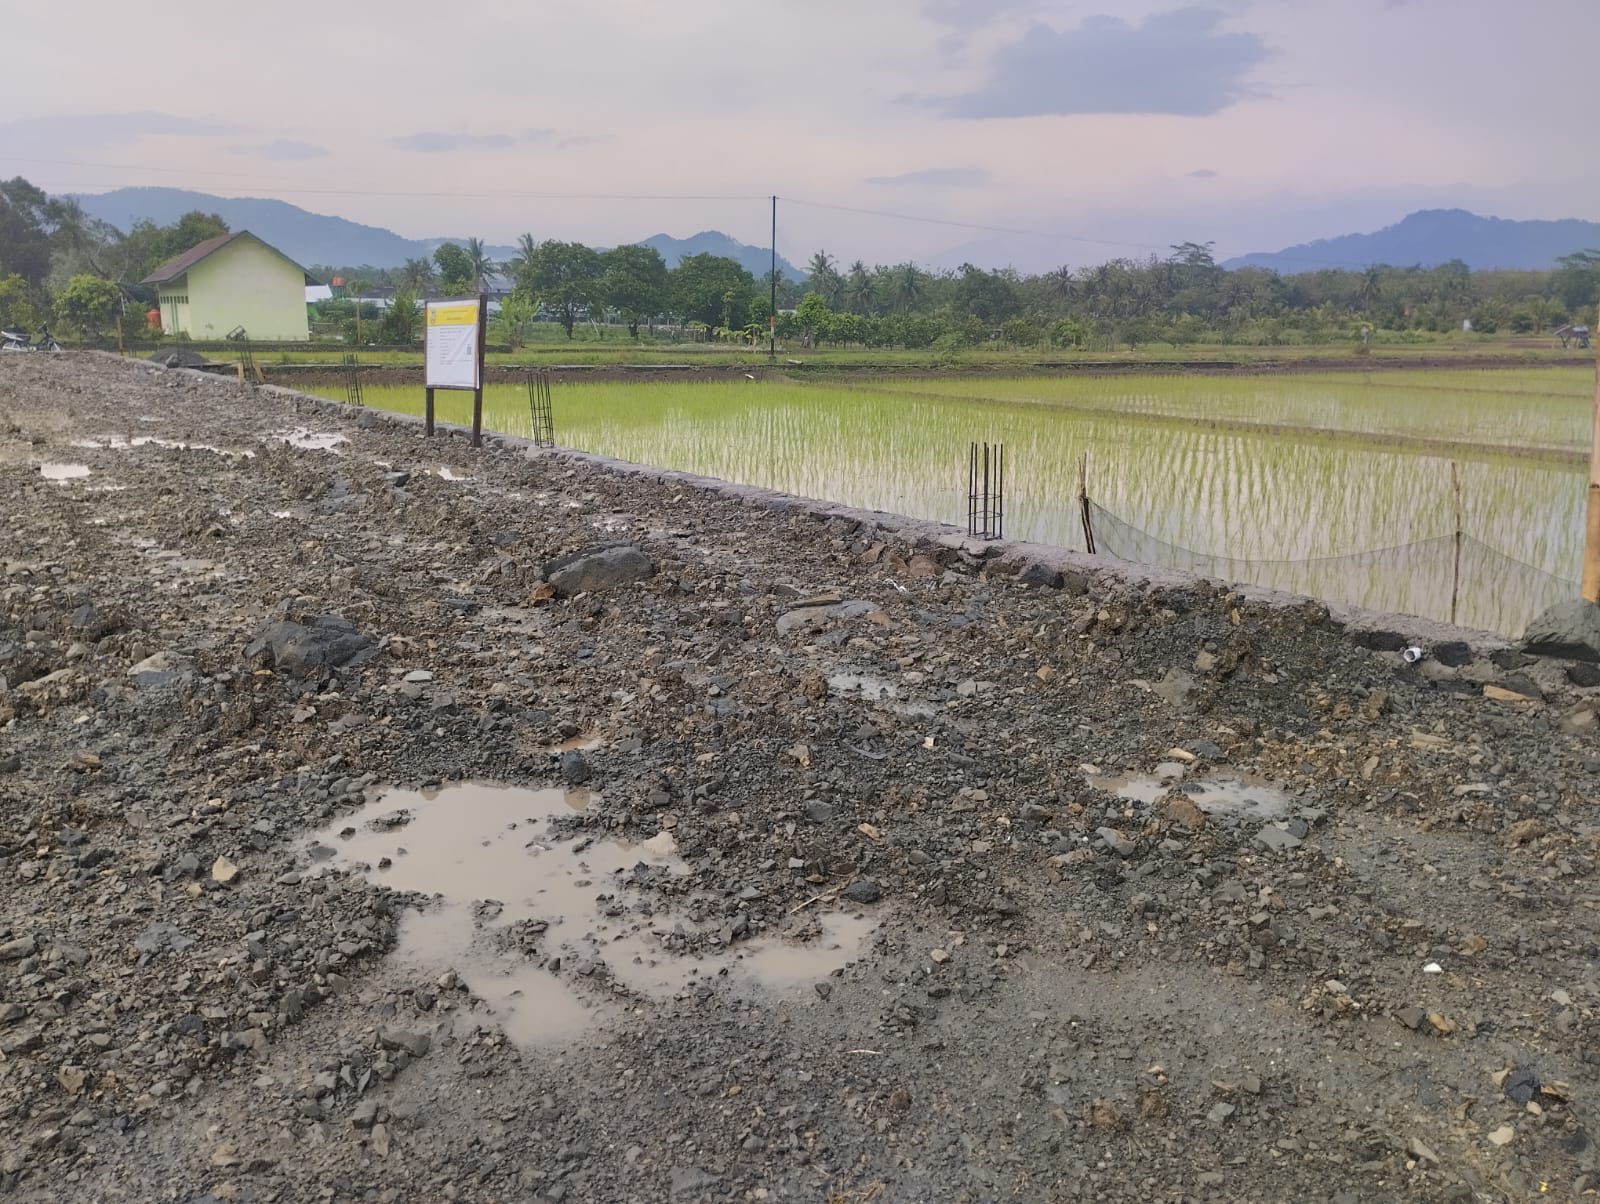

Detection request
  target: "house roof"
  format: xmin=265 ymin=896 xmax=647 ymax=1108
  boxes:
xmin=141 ymin=231 xmax=320 ymax=287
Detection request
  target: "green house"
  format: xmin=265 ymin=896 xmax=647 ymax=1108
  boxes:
xmin=141 ymin=231 xmax=317 ymax=341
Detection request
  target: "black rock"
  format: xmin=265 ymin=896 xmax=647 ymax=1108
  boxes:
xmin=1504 ymin=1065 xmax=1540 ymax=1104
xmin=1357 ymin=629 xmax=1407 ymax=653
xmin=842 ymin=878 xmax=882 ymax=904
xmin=1569 ymin=662 xmax=1600 ymax=688
xmin=542 ymin=545 xmax=656 ymax=597
xmin=245 ymin=614 xmax=375 ymax=676
xmin=1017 ymin=562 xmax=1063 ymax=590
xmin=1433 ymin=641 xmax=1472 ymax=667
xmin=560 ymin=750 xmax=591 ymax=784
xmin=1496 ymin=673 xmax=1543 ymax=701
xmin=1524 ymin=599 xmax=1600 ymax=663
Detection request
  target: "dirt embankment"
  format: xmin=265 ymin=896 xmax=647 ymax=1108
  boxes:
xmin=1 ymin=353 xmax=1599 ymax=1203
xmin=257 ymin=350 xmax=1595 ymax=391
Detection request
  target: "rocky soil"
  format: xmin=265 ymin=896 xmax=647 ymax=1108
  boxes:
xmin=2 ymin=353 xmax=1599 ymax=1203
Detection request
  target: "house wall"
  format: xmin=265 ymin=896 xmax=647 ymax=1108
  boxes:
xmin=184 ymin=237 xmax=309 ymax=341
xmin=157 ymin=286 xmax=191 ymax=339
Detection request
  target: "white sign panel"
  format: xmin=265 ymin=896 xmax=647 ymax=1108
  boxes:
xmin=425 ymin=299 xmax=481 ymax=390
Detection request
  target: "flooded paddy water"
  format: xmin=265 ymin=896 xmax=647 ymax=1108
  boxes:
xmin=312 ymin=367 xmax=1591 ymax=634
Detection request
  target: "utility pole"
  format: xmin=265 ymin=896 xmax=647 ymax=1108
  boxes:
xmin=1584 ymin=301 xmax=1600 ymax=603
xmin=769 ymin=195 xmax=777 ymax=362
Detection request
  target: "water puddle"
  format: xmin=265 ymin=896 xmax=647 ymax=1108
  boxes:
xmin=280 ymin=428 xmax=348 ymax=452
xmin=72 ymin=435 xmax=245 ymax=456
xmin=391 ymin=905 xmax=597 ymax=1046
xmin=1181 ymin=778 xmax=1290 ymax=821
xmin=305 ymin=781 xmax=872 ymax=1044
xmin=38 ymin=462 xmax=90 ymax=481
xmin=827 ymin=670 xmax=937 ymax=717
xmin=1095 ymin=768 xmax=1289 ymax=821
xmin=828 ymin=673 xmax=899 ymax=700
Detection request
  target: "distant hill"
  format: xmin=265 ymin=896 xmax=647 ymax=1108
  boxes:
xmin=72 ymin=187 xmax=798 ymax=277
xmin=640 ymin=230 xmax=799 ymax=279
xmin=74 ymin=188 xmax=432 ymax=268
xmin=1225 ymin=209 xmax=1600 ymax=274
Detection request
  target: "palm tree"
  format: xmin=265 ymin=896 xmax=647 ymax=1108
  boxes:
xmin=844 ymin=260 xmax=874 ymax=314
xmin=1358 ymin=266 xmax=1383 ymax=312
xmin=1043 ymin=265 xmax=1074 ymax=307
xmin=510 ymin=233 xmax=540 ymax=287
xmin=464 ymin=236 xmax=499 ymax=292
xmin=399 ymin=257 xmax=435 ymax=294
xmin=889 ymin=263 xmax=925 ymax=313
xmin=806 ymin=250 xmax=844 ymax=308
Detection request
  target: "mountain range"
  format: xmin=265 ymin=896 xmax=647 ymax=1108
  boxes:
xmin=70 ymin=188 xmax=1600 ymax=280
xmin=72 ymin=187 xmax=801 ymax=279
xmin=1222 ymin=209 xmax=1600 ymax=274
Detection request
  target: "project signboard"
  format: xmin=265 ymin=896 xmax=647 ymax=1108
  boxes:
xmin=424 ymin=298 xmax=482 ymax=390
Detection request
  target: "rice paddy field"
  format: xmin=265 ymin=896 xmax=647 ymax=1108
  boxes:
xmin=308 ymin=367 xmax=1594 ymax=636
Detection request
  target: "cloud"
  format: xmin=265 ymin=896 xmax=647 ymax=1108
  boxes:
xmin=393 ymin=131 xmax=519 ymax=153
xmin=0 ymin=111 xmax=237 ymax=155
xmin=923 ymin=0 xmax=1033 ymax=26
xmin=394 ymin=129 xmax=603 ymax=153
xmin=229 ymin=139 xmax=330 ymax=161
xmin=936 ymin=8 xmax=1272 ymax=118
xmin=1189 ymin=168 xmax=1219 ymax=178
xmin=866 ymin=167 xmax=991 ymax=188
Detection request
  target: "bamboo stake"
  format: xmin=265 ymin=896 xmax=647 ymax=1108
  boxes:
xmin=1584 ymin=302 xmax=1600 ymax=603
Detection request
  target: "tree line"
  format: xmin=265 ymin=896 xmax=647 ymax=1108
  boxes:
xmin=321 ymin=237 xmax=1600 ymax=351
xmin=4 ymin=173 xmax=1599 ymax=347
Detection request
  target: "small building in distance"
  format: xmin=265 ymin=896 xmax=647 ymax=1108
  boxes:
xmin=141 ymin=232 xmax=319 ymax=341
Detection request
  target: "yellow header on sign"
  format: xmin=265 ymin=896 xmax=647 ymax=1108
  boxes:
xmin=428 ymin=303 xmax=478 ymax=327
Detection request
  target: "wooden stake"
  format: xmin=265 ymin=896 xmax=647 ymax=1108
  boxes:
xmin=425 ymin=387 xmax=435 ymax=437
xmin=471 ymin=291 xmax=487 ymax=448
xmin=1585 ymin=302 xmax=1600 ymax=604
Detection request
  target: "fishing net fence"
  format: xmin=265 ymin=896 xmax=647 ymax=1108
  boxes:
xmin=1082 ymin=500 xmax=1576 ymax=637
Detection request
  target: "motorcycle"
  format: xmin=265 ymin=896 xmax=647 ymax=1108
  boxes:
xmin=1 ymin=326 xmax=62 ymax=352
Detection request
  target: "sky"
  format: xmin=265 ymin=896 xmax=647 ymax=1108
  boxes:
xmin=2 ymin=0 xmax=1594 ymax=269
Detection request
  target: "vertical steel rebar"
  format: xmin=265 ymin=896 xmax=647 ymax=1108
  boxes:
xmin=1079 ymin=452 xmax=1097 ymax=555
xmin=1450 ymin=460 xmax=1463 ymax=626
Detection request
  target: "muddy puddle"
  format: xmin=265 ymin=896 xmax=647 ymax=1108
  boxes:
xmin=306 ymin=782 xmax=873 ymax=1045
xmin=71 ymin=435 xmax=248 ymax=457
xmin=1094 ymin=765 xmax=1290 ymax=821
xmin=38 ymin=462 xmax=91 ymax=481
xmin=280 ymin=428 xmax=348 ymax=452
xmin=827 ymin=671 xmax=937 ymax=718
